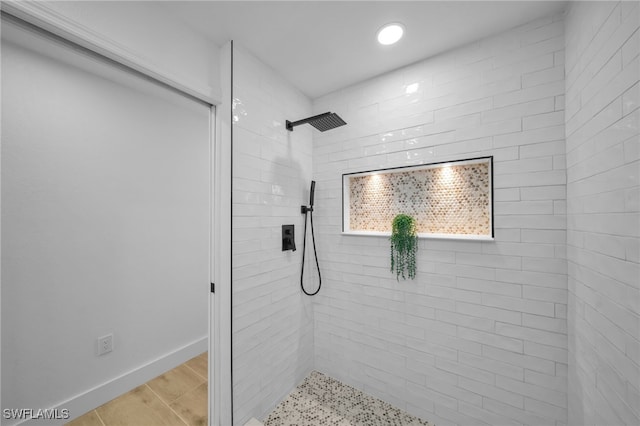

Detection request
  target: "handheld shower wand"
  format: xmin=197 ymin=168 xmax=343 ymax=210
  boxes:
xmin=301 ymin=180 xmax=315 ymax=214
xmin=300 ymin=181 xmax=321 ymax=296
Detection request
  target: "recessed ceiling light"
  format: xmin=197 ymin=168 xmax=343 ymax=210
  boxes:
xmin=377 ymin=23 xmax=404 ymax=45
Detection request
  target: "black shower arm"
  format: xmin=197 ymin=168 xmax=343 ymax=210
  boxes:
xmin=286 ymin=112 xmax=333 ymax=131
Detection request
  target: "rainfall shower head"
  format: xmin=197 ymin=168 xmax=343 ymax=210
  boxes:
xmin=286 ymin=112 xmax=346 ymax=132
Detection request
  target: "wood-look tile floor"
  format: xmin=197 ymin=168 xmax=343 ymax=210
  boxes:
xmin=66 ymin=352 xmax=207 ymax=426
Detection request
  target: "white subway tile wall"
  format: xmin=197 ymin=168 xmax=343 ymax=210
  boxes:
xmin=565 ymin=2 xmax=640 ymax=426
xmin=232 ymin=45 xmax=315 ymax=425
xmin=312 ymin=15 xmax=569 ymax=426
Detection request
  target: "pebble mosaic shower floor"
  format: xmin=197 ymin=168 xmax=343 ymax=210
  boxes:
xmin=263 ymin=371 xmax=434 ymax=426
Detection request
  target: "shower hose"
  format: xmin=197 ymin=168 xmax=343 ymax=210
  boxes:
xmin=300 ymin=207 xmax=322 ymax=296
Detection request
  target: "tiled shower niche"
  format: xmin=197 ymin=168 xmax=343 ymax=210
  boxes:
xmin=343 ymin=157 xmax=493 ymax=240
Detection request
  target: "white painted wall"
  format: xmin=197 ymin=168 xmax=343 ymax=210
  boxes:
xmin=565 ymin=2 xmax=640 ymax=425
xmin=231 ymin=44 xmax=315 ymax=425
xmin=313 ymin=15 xmax=568 ymax=426
xmin=1 ymin=20 xmax=209 ymax=424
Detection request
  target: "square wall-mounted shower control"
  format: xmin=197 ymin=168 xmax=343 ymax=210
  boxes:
xmin=282 ymin=224 xmax=296 ymax=251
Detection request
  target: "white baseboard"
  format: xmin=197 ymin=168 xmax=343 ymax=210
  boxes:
xmin=14 ymin=337 xmax=207 ymax=426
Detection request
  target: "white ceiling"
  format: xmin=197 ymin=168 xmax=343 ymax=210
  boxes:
xmin=161 ymin=1 xmax=568 ymax=99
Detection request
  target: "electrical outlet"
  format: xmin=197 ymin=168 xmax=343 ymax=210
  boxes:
xmin=98 ymin=334 xmax=113 ymax=356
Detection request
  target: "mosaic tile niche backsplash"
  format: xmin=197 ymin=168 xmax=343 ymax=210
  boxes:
xmin=346 ymin=159 xmax=492 ymax=237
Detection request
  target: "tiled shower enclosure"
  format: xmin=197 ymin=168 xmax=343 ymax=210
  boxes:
xmin=229 ymin=2 xmax=638 ymax=426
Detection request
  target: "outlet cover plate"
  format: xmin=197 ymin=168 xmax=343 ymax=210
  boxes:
xmin=98 ymin=334 xmax=113 ymax=356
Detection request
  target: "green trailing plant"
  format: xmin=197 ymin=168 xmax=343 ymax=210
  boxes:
xmin=390 ymin=214 xmax=418 ymax=280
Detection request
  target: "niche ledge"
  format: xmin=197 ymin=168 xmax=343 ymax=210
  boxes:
xmin=341 ymin=230 xmax=494 ymax=241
